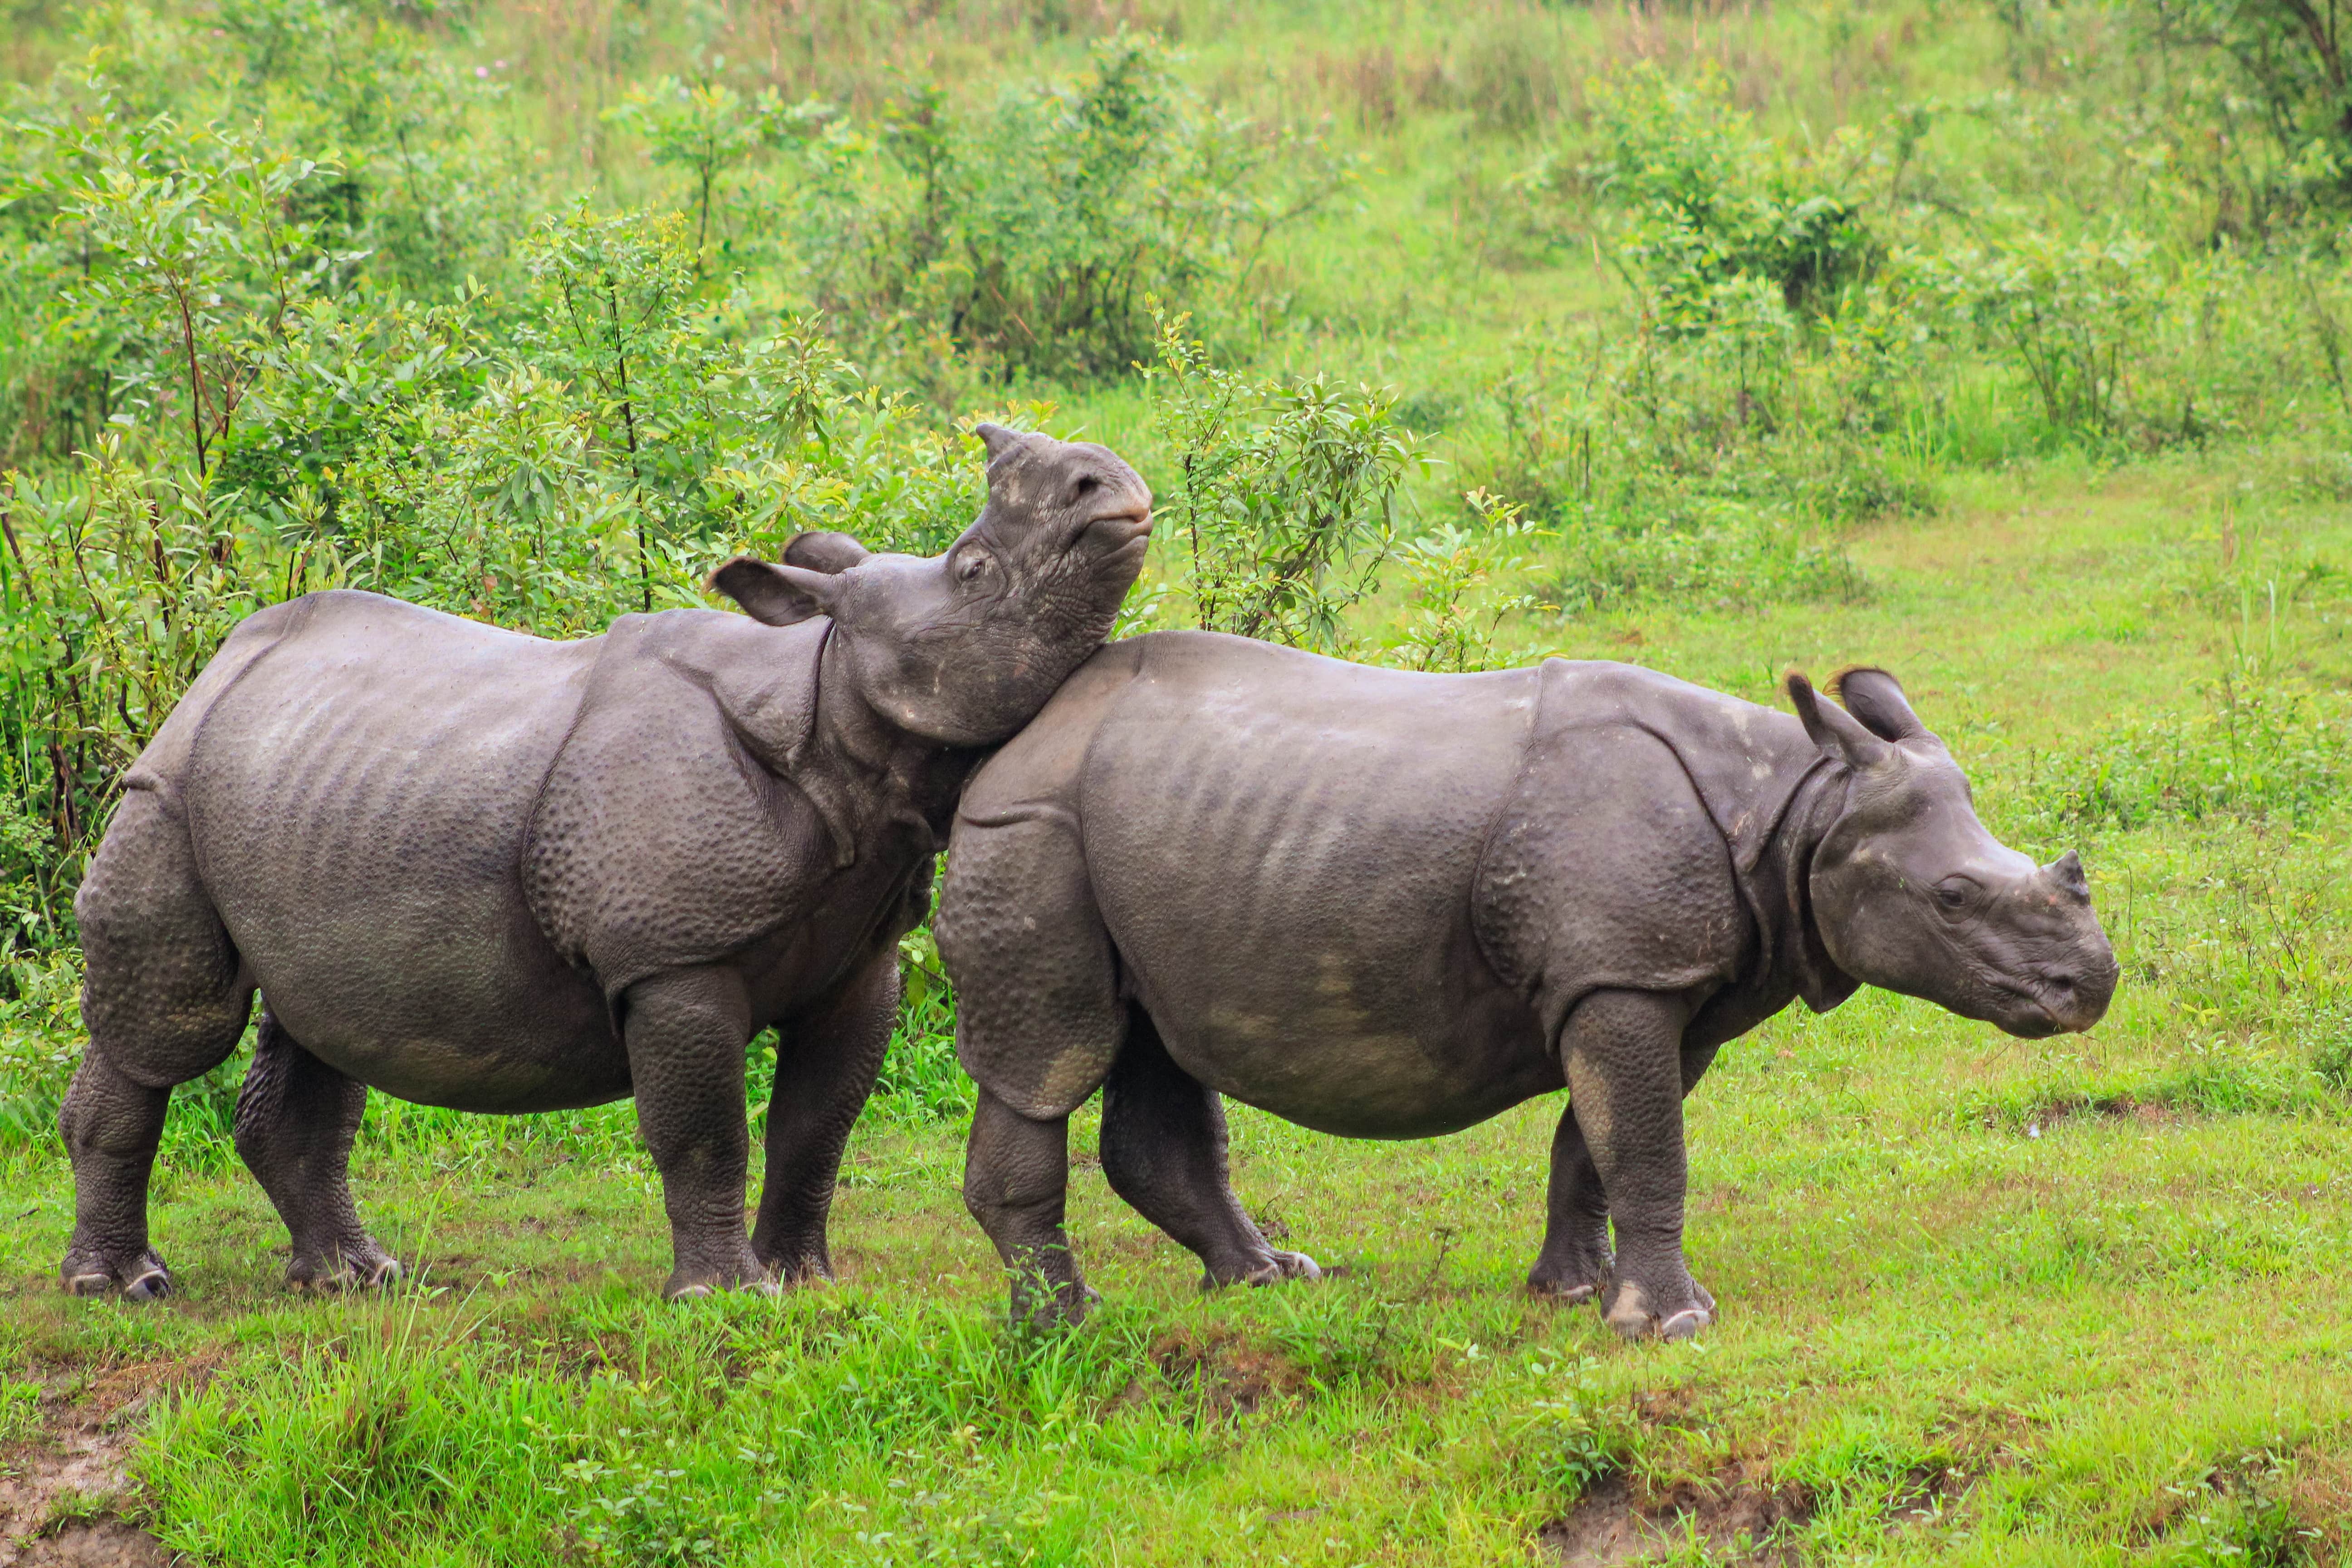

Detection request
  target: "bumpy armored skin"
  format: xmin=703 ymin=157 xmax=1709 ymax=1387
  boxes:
xmin=61 ymin=425 xmax=1151 ymax=1301
xmin=936 ymin=635 xmax=2120 ymax=1339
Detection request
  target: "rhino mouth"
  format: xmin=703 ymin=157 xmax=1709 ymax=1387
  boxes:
xmin=1987 ymin=974 xmax=2104 ymax=1038
xmin=1083 ymin=506 xmax=1153 ymax=547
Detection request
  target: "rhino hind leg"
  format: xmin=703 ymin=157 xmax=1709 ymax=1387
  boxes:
xmin=233 ymin=1009 xmax=400 ymax=1290
xmin=623 ymin=966 xmax=772 ymax=1299
xmin=751 ymin=946 xmax=897 ymax=1284
xmin=1557 ymin=988 xmax=1714 ymax=1342
xmin=61 ymin=789 xmax=255 ymax=1300
xmin=1100 ymin=1013 xmax=1319 ymax=1291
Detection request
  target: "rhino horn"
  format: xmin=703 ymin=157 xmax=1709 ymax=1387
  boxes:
xmin=2044 ymin=849 xmax=2091 ymax=900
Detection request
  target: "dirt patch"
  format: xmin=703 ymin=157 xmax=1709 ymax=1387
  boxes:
xmin=1150 ymin=1327 xmax=1303 ymax=1417
xmin=0 ymin=1362 xmax=203 ymax=1568
xmin=2000 ymin=1094 xmax=2183 ymax=1139
xmin=1539 ymin=1465 xmax=1810 ymax=1566
xmin=0 ymin=1426 xmax=170 ymax=1568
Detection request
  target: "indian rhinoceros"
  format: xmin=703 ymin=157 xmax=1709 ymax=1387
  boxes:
xmin=59 ymin=425 xmax=1151 ymax=1301
xmin=935 ymin=637 xmax=2119 ymax=1338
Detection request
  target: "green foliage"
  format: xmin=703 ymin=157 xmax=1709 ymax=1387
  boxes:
xmin=2015 ymin=671 xmax=2352 ymax=832
xmin=603 ymin=76 xmax=787 ymax=267
xmin=1925 ymin=229 xmax=2163 ymax=437
xmin=1146 ymin=311 xmax=1427 ymax=652
xmin=1382 ymin=490 xmax=1547 ymax=672
xmin=2142 ymin=0 xmax=2352 ymax=225
xmin=783 ymin=34 xmax=1351 ymax=386
xmin=1587 ymin=64 xmax=1876 ymax=332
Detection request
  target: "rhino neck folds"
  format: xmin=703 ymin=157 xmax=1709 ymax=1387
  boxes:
xmin=1754 ymin=764 xmax=1862 ymax=1017
xmin=799 ymin=630 xmax=986 ymax=862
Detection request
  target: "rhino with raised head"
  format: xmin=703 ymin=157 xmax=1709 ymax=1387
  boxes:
xmin=936 ymin=639 xmax=2119 ymax=1338
xmin=60 ymin=425 xmax=1151 ymax=1302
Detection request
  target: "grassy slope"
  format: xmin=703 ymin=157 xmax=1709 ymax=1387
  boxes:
xmin=5 ymin=454 xmax=2348 ymax=1566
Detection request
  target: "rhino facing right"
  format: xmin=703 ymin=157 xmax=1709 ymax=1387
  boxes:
xmin=936 ymin=640 xmax=2119 ymax=1339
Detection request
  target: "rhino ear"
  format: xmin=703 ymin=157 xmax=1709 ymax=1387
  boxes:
xmin=1828 ymin=666 xmax=1932 ymax=744
xmin=782 ymin=530 xmax=872 ymax=574
xmin=709 ymin=555 xmax=841 ymax=627
xmin=1787 ymin=670 xmax=1890 ymax=771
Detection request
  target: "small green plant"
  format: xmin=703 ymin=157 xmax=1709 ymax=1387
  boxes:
xmin=1587 ymin=64 xmax=1875 ymax=330
xmin=785 ymin=34 xmax=1352 ymax=384
xmin=1147 ymin=311 xmax=1428 ymax=652
xmin=1382 ymin=490 xmax=1546 ymax=672
xmin=603 ymin=77 xmax=785 ymax=269
xmin=1926 ymin=229 xmax=2162 ymax=438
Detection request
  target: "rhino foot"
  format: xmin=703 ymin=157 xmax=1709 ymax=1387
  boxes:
xmin=757 ymin=1250 xmax=838 ymax=1289
xmin=1527 ymin=1245 xmax=1613 ymax=1303
xmin=60 ymin=1244 xmax=172 ymax=1303
xmin=662 ymin=1250 xmax=778 ymax=1301
xmin=1600 ymin=1275 xmax=1713 ymax=1342
xmin=1220 ymin=1250 xmax=1323 ymax=1289
xmin=289 ymin=1243 xmax=403 ymax=1292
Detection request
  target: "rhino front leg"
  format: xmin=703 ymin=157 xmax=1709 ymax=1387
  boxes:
xmin=1100 ymin=1012 xmax=1319 ymax=1290
xmin=964 ymin=1089 xmax=1090 ymax=1330
xmin=624 ymin=967 xmax=769 ymax=1299
xmin=1527 ymin=1099 xmax=1612 ymax=1302
xmin=1559 ymin=988 xmax=1711 ymax=1342
xmin=1530 ymin=1037 xmax=1724 ymax=1307
xmin=751 ymin=947 xmax=896 ymax=1284
xmin=234 ymin=1009 xmax=400 ymax=1290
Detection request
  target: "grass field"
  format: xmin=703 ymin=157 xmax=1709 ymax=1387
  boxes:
xmin=8 ymin=0 xmax=2352 ymax=1561
xmin=7 ymin=445 xmax=2352 ymax=1564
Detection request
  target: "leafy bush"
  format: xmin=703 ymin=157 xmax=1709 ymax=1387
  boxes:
xmin=782 ymin=35 xmax=1351 ymax=386
xmin=1922 ymin=229 xmax=2163 ymax=438
xmin=1587 ymin=64 xmax=1876 ymax=331
xmin=2012 ymin=672 xmax=2352 ymax=832
xmin=1145 ymin=313 xmax=1429 ymax=652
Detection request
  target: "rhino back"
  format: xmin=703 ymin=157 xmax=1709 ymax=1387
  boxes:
xmin=178 ymin=590 xmax=613 ymax=1109
xmin=1074 ymin=633 xmax=1554 ymax=1137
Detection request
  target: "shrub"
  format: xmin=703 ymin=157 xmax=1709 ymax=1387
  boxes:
xmin=1922 ymin=229 xmax=2163 ymax=438
xmin=782 ymin=34 xmax=1352 ymax=385
xmin=1145 ymin=312 xmax=1429 ymax=652
xmin=1586 ymin=64 xmax=1876 ymax=330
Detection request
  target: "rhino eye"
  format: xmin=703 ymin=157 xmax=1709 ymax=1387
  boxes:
xmin=1933 ymin=877 xmax=1977 ymax=911
xmin=956 ymin=552 xmax=993 ymax=584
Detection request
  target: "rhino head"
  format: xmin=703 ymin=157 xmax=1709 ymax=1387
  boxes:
xmin=1788 ymin=667 xmax=2119 ymax=1039
xmin=709 ymin=423 xmax=1152 ymax=745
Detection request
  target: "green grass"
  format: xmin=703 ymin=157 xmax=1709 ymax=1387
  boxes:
xmin=6 ymin=446 xmax=2352 ymax=1565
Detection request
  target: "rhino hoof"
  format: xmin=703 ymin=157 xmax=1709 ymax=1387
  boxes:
xmin=1656 ymin=1307 xmax=1710 ymax=1342
xmin=1602 ymin=1277 xmax=1712 ymax=1342
xmin=65 ymin=1272 xmax=116 ymax=1298
xmin=362 ymin=1257 xmax=404 ymax=1289
xmin=666 ymin=1282 xmax=715 ymax=1302
xmin=1529 ymin=1279 xmax=1601 ymax=1304
xmin=121 ymin=1269 xmax=172 ymax=1303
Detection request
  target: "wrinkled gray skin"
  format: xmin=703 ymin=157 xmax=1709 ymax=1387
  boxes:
xmin=936 ymin=638 xmax=2120 ymax=1339
xmin=59 ymin=425 xmax=1150 ymax=1302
